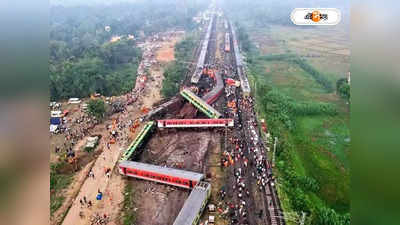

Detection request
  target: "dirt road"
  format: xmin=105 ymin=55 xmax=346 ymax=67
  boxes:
xmin=61 ymin=140 xmax=122 ymax=225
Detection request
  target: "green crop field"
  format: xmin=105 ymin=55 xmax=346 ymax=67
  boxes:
xmin=246 ymin=25 xmax=350 ymax=224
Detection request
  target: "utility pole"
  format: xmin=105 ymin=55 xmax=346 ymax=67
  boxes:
xmin=272 ymin=137 xmax=278 ymax=164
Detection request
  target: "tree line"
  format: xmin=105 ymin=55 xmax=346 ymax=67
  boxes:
xmin=50 ymin=0 xmax=208 ymax=101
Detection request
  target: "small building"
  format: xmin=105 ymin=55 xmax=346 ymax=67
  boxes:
xmin=85 ymin=136 xmax=99 ymax=151
xmin=68 ymin=98 xmax=81 ymax=104
xmin=51 ymin=110 xmax=62 ymax=118
xmin=81 ymin=103 xmax=88 ymax=111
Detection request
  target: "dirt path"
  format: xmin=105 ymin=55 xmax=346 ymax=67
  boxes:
xmin=51 ymin=161 xmax=95 ymax=225
xmin=141 ymin=70 xmax=164 ymax=109
xmin=61 ymin=140 xmax=123 ymax=225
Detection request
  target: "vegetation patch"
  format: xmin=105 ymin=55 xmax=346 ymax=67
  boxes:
xmin=122 ymin=182 xmax=137 ymax=225
xmin=257 ymin=53 xmax=334 ymax=92
xmin=246 ymin=41 xmax=349 ymax=224
xmin=87 ymin=99 xmax=106 ymax=120
xmin=161 ymin=36 xmax=196 ymax=98
xmin=50 ymin=161 xmax=73 ymax=216
xmin=336 ymin=78 xmax=350 ymax=101
xmin=50 ymin=38 xmax=141 ymax=100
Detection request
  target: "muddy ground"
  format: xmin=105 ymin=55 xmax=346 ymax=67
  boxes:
xmin=131 ymin=130 xmax=219 ymax=225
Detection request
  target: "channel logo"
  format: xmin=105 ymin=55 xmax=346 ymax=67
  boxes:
xmin=291 ymin=8 xmax=341 ymax=25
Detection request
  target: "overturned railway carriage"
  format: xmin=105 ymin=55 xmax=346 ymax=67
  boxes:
xmin=144 ymin=97 xmax=181 ymax=121
xmin=230 ymin=22 xmax=251 ymax=97
xmin=119 ymin=161 xmax=204 ymax=189
xmin=202 ymin=71 xmax=224 ymax=105
xmin=180 ymin=89 xmax=221 ymax=119
xmin=173 ymin=182 xmax=211 ymax=225
xmin=157 ymin=118 xmax=234 ymax=128
xmin=191 ymin=15 xmax=215 ymax=84
xmin=120 ymin=121 xmax=155 ymax=161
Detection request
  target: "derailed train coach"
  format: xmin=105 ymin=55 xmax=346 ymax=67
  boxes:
xmin=119 ymin=161 xmax=204 ymax=189
xmin=173 ymin=182 xmax=211 ymax=225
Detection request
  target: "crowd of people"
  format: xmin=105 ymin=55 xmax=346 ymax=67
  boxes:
xmin=214 ymin=54 xmax=276 ymax=224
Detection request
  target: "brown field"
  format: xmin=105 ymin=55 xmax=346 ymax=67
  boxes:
xmin=156 ymin=35 xmax=183 ymax=63
xmin=330 ymin=49 xmax=351 ymax=56
xmin=304 ymin=45 xmax=335 ymax=52
xmin=316 ymin=42 xmax=348 ymax=50
xmin=251 ymin=24 xmax=350 ymax=82
xmin=288 ymin=41 xmax=310 ymax=48
xmin=301 ymin=38 xmax=327 ymax=45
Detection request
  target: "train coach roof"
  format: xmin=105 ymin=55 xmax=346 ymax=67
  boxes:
xmin=173 ymin=182 xmax=210 ymax=225
xmin=119 ymin=161 xmax=204 ymax=181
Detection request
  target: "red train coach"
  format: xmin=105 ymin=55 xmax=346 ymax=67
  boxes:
xmin=157 ymin=118 xmax=234 ymax=128
xmin=119 ymin=161 xmax=204 ymax=189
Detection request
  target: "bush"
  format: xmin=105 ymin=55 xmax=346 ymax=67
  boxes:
xmin=261 ymin=89 xmax=337 ymax=130
xmin=316 ymin=207 xmax=350 ymax=225
xmin=88 ymin=99 xmax=106 ymax=119
xmin=336 ymin=78 xmax=350 ymax=100
xmin=291 ymin=102 xmax=337 ymax=116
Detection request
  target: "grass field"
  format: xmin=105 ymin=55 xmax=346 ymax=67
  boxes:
xmin=247 ymin=24 xmax=350 ymax=224
xmin=250 ymin=25 xmax=350 ymax=77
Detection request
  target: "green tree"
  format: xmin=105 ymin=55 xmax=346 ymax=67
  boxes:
xmin=100 ymin=38 xmax=141 ymax=68
xmin=88 ymin=99 xmax=106 ymax=119
xmin=336 ymin=78 xmax=350 ymax=100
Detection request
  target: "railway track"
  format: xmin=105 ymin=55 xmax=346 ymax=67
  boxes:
xmin=225 ymin=19 xmax=285 ymax=225
xmin=122 ymin=8 xmax=285 ymax=225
